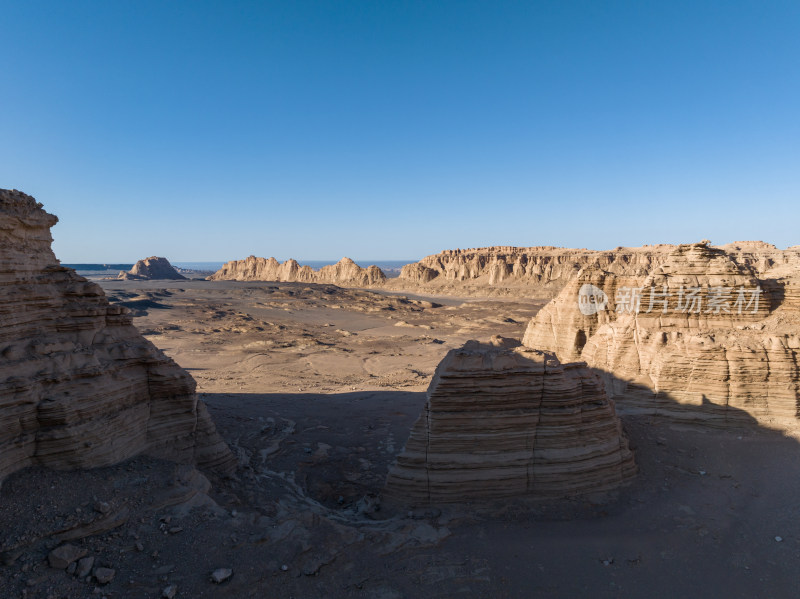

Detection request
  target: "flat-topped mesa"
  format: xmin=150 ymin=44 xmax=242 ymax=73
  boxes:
xmin=524 ymin=241 xmax=800 ymax=427
xmin=208 ymin=256 xmax=386 ymax=286
xmin=392 ymin=245 xmax=676 ymax=297
xmin=391 ymin=242 xmax=800 ymax=298
xmin=0 ymin=189 xmax=236 ymax=485
xmin=118 ymin=256 xmax=187 ymax=280
xmin=384 ymin=338 xmax=636 ymax=503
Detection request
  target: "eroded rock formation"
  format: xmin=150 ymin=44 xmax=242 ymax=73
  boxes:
xmin=118 ymin=256 xmax=187 ymax=280
xmin=0 ymin=189 xmax=235 ymax=484
xmin=391 ymin=243 xmax=800 ymax=298
xmin=392 ymin=246 xmax=674 ymax=297
xmin=523 ymin=242 xmax=800 ymax=427
xmin=384 ymin=338 xmax=636 ymax=503
xmin=209 ymin=256 xmax=386 ymax=286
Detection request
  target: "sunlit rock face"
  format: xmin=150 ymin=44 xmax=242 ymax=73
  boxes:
xmin=395 ymin=243 xmax=800 ymax=298
xmin=0 ymin=189 xmax=235 ymax=485
xmin=524 ymin=242 xmax=800 ymax=427
xmin=384 ymin=339 xmax=636 ymax=503
xmin=209 ymin=256 xmax=386 ymax=286
xmin=118 ymin=256 xmax=186 ymax=280
xmin=396 ymin=245 xmax=674 ymax=297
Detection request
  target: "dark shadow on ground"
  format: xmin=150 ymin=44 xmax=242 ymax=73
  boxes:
xmin=202 ymin=369 xmax=800 ymax=598
xmin=203 ymin=391 xmax=426 ymax=509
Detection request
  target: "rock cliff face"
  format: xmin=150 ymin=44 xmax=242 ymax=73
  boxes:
xmin=0 ymin=189 xmax=235 ymax=485
xmin=208 ymin=256 xmax=386 ymax=287
xmin=392 ymin=246 xmax=673 ymax=297
xmin=523 ymin=242 xmax=800 ymax=427
xmin=384 ymin=338 xmax=636 ymax=503
xmin=118 ymin=256 xmax=187 ymax=280
xmin=391 ymin=243 xmax=800 ymax=298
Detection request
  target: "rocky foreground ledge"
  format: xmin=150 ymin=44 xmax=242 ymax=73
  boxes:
xmin=0 ymin=189 xmax=236 ymax=485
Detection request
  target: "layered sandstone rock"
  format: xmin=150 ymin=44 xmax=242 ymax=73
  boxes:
xmin=384 ymin=338 xmax=636 ymax=503
xmin=524 ymin=242 xmax=800 ymax=427
xmin=118 ymin=256 xmax=186 ymax=280
xmin=521 ymin=268 xmax=637 ymax=362
xmin=391 ymin=246 xmax=673 ymax=297
xmin=0 ymin=189 xmax=235 ymax=485
xmin=208 ymin=256 xmax=386 ymax=286
xmin=391 ymin=243 xmax=800 ymax=298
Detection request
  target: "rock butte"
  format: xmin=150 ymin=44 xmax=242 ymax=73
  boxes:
xmin=118 ymin=256 xmax=187 ymax=280
xmin=0 ymin=189 xmax=235 ymax=485
xmin=208 ymin=256 xmax=386 ymax=287
xmin=384 ymin=337 xmax=636 ymax=503
xmin=524 ymin=242 xmax=800 ymax=427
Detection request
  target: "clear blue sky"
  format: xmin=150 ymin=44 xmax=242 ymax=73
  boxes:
xmin=3 ymin=1 xmax=799 ymax=262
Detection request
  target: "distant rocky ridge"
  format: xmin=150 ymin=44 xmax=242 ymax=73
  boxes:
xmin=208 ymin=244 xmax=800 ymax=296
xmin=384 ymin=337 xmax=636 ymax=502
xmin=209 ymin=256 xmax=386 ymax=286
xmin=0 ymin=189 xmax=235 ymax=485
xmin=118 ymin=256 xmax=187 ymax=280
xmin=523 ymin=241 xmax=800 ymax=427
xmin=388 ymin=243 xmax=800 ymax=298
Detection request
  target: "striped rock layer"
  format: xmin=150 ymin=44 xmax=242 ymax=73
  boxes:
xmin=389 ymin=242 xmax=800 ymax=298
xmin=384 ymin=341 xmax=636 ymax=503
xmin=0 ymin=189 xmax=236 ymax=484
xmin=524 ymin=242 xmax=800 ymax=427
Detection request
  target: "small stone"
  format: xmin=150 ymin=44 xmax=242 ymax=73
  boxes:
xmin=162 ymin=584 xmax=178 ymax=599
xmin=281 ymin=564 xmax=288 ymax=572
xmin=210 ymin=568 xmax=232 ymax=583
xmin=1 ymin=549 xmax=23 ymax=567
xmin=77 ymin=556 xmax=95 ymax=578
xmin=94 ymin=567 xmax=116 ymax=584
xmin=168 ymin=527 xmax=184 ymax=535
xmin=48 ymin=544 xmax=87 ymax=570
xmin=66 ymin=562 xmax=77 ymax=575
xmin=775 ymin=536 xmax=783 ymax=542
xmin=135 ymin=542 xmax=144 ymax=552
xmin=94 ymin=502 xmax=111 ymax=514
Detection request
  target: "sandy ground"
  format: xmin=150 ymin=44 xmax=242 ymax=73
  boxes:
xmin=2 ymin=280 xmax=800 ymax=598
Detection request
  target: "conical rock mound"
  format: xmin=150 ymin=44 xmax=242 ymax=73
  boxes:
xmin=118 ymin=256 xmax=186 ymax=280
xmin=384 ymin=338 xmax=636 ymax=503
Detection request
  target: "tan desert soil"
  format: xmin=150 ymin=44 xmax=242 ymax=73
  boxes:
xmin=2 ymin=281 xmax=800 ymax=598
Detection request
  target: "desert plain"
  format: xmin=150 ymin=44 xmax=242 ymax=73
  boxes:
xmin=4 ymin=266 xmax=800 ymax=598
